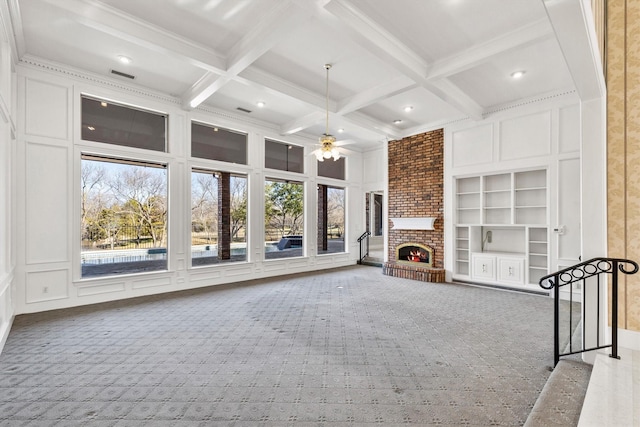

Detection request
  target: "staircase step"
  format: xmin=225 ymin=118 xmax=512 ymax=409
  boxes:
xmin=577 ymin=347 xmax=640 ymax=426
xmin=524 ymin=358 xmax=592 ymax=427
xmin=359 ymin=258 xmax=383 ymax=267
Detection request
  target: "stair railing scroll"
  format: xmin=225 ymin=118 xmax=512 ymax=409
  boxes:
xmin=539 ymin=257 xmax=638 ymax=366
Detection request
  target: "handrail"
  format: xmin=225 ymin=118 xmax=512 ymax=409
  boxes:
xmin=539 ymin=257 xmax=639 ymax=366
xmin=357 ymin=231 xmax=371 ymax=264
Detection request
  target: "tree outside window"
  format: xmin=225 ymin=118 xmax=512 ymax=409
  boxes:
xmin=265 ymin=180 xmax=303 ymax=259
xmin=80 ymin=156 xmax=167 ymax=277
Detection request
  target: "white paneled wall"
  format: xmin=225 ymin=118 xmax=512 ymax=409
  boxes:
xmin=444 ymin=98 xmax=582 ymax=283
xmin=12 ymin=64 xmax=364 ymax=316
xmin=0 ymin=36 xmax=15 ymax=352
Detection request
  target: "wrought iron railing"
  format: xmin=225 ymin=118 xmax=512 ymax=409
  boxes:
xmin=539 ymin=257 xmax=639 ymax=366
xmin=357 ymin=231 xmax=371 ymax=264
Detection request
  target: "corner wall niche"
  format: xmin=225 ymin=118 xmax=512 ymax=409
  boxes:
xmin=453 ymin=169 xmax=549 ymax=288
xmin=385 ymin=129 xmax=444 ymax=282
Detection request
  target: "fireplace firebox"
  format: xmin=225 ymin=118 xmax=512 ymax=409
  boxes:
xmin=395 ymin=243 xmax=433 ymax=267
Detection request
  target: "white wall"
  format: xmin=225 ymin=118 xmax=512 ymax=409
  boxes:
xmin=12 ymin=62 xmax=365 ymax=316
xmin=0 ymin=30 xmax=16 ymax=351
xmin=444 ymin=96 xmax=583 ymax=284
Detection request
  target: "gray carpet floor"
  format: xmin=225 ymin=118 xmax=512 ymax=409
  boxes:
xmin=0 ymin=265 xmax=577 ymax=426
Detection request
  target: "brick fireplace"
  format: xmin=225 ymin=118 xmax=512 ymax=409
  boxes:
xmin=383 ymin=129 xmax=445 ymax=283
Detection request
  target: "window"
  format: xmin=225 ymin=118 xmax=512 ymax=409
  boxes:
xmin=318 ymin=157 xmax=345 ymax=180
xmin=265 ymin=179 xmax=304 ymax=259
xmin=191 ymin=169 xmax=247 ymax=266
xmin=81 ymin=155 xmax=168 ymax=278
xmin=318 ymin=185 xmax=345 ymax=254
xmin=81 ymin=96 xmax=167 ymax=152
xmin=191 ymin=122 xmax=247 ymax=164
xmin=265 ymin=139 xmax=304 ymax=173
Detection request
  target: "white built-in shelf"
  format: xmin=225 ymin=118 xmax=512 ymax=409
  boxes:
xmin=454 ymin=169 xmax=549 ymax=285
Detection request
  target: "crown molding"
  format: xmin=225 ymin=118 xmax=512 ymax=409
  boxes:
xmin=16 ymin=55 xmax=320 ymax=140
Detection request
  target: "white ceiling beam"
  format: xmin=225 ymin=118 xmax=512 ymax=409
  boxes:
xmin=40 ymin=0 xmax=227 ymax=73
xmin=238 ymin=67 xmax=398 ymax=139
xmin=325 ymin=0 xmax=483 ymax=120
xmin=1 ymin=0 xmax=25 ymax=62
xmin=343 ymin=111 xmax=403 ymax=139
xmin=337 ymin=77 xmax=417 ymax=115
xmin=427 ymin=19 xmax=554 ymax=80
xmin=325 ymin=0 xmax=428 ymax=84
xmin=238 ymin=67 xmax=330 ymax=110
xmin=280 ymin=111 xmax=325 ymax=135
xmin=543 ymin=0 xmax=605 ymax=101
xmin=183 ymin=73 xmax=231 ymax=110
xmin=185 ymin=0 xmax=316 ymax=108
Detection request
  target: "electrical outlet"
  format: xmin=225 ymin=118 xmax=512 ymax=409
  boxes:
xmin=487 ymin=231 xmax=492 ymax=243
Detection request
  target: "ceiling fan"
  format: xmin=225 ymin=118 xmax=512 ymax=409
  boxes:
xmin=312 ymin=64 xmax=352 ymax=162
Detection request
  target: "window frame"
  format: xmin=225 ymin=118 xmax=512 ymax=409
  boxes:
xmin=264 ymin=138 xmax=305 ymax=173
xmin=190 ymin=166 xmax=249 ymax=268
xmin=79 ymin=153 xmax=169 ymax=279
xmin=80 ymin=94 xmax=168 ymax=153
xmin=264 ymin=177 xmax=306 ymax=260
xmin=191 ymin=120 xmax=248 ymax=165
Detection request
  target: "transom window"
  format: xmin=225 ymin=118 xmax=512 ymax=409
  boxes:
xmin=318 ymin=157 xmax=345 ymax=180
xmin=191 ymin=122 xmax=247 ymax=164
xmin=265 ymin=139 xmax=304 ymax=173
xmin=81 ymin=96 xmax=167 ymax=152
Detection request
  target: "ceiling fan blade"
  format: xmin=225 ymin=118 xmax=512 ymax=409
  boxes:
xmin=334 ymin=139 xmax=355 ymax=147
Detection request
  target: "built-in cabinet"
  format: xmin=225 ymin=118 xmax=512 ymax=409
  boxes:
xmin=454 ymin=169 xmax=548 ymax=288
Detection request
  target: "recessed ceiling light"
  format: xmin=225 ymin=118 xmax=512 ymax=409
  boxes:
xmin=256 ymin=101 xmax=266 ymax=108
xmin=511 ymin=70 xmax=526 ymax=79
xmin=87 ymin=126 xmax=95 ymax=131
xmin=100 ymin=101 xmax=108 ymax=107
xmin=404 ymin=106 xmax=414 ymax=112
xmin=338 ymin=128 xmax=344 ymax=133
xmin=393 ymin=119 xmax=402 ymax=124
xmin=117 ymin=55 xmax=132 ymax=64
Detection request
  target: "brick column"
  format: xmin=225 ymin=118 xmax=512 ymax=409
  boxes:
xmin=218 ymin=172 xmax=231 ymax=260
xmin=387 ymin=128 xmax=444 ymax=269
xmin=317 ymin=184 xmax=328 ymax=251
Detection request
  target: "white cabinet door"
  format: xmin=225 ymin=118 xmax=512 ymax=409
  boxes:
xmin=497 ymin=257 xmax=524 ymax=285
xmin=472 ymin=254 xmax=496 ymax=280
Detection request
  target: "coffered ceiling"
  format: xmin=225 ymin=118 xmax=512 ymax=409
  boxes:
xmin=4 ymin=0 xmax=598 ymax=151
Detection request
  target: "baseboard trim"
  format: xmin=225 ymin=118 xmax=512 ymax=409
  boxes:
xmin=452 ymin=279 xmax=550 ymax=296
xmin=0 ymin=314 xmax=14 ymax=356
xmin=617 ymin=328 xmax=640 ymax=351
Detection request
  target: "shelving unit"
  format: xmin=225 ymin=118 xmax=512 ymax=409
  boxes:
xmin=456 ymin=177 xmax=480 ymax=224
xmin=454 ymin=169 xmax=549 ymax=287
xmin=455 ymin=227 xmax=470 ymax=275
xmin=528 ymin=227 xmax=549 ymax=284
xmin=515 ymin=170 xmax=547 ymax=225
xmin=483 ymin=174 xmax=511 ymax=224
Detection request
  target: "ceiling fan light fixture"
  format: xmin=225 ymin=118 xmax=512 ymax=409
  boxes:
xmin=317 ymin=63 xmax=340 ymax=162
